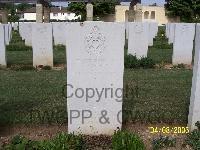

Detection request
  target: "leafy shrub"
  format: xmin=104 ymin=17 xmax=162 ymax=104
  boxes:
xmin=185 ymin=122 xmax=200 ymax=150
xmin=54 ymin=44 xmax=66 ymax=51
xmin=3 ymin=132 xmax=85 ymax=150
xmin=3 ymin=135 xmax=39 ymax=150
xmin=6 ymin=44 xmax=32 ymax=51
xmin=112 ymin=130 xmax=145 ymax=150
xmin=140 ymin=57 xmax=155 ymax=69
xmin=125 ymin=54 xmax=140 ymax=69
xmin=152 ymin=136 xmax=176 ymax=150
xmin=124 ymin=54 xmax=155 ymax=69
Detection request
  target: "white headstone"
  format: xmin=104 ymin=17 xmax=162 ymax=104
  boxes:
xmin=148 ymin=22 xmax=158 ymax=46
xmin=168 ymin=23 xmax=176 ymax=44
xmin=67 ymin=22 xmax=125 ymax=135
xmin=19 ymin=23 xmax=25 ymax=40
xmin=13 ymin=22 xmax=18 ymax=30
xmin=4 ymin=24 xmax=9 ymax=45
xmin=8 ymin=24 xmax=12 ymax=43
xmin=125 ymin=22 xmax=129 ymax=39
xmin=188 ymin=24 xmax=200 ymax=130
xmin=173 ymin=23 xmax=195 ymax=65
xmin=0 ymin=25 xmax=6 ymax=66
xmin=52 ymin=22 xmax=66 ymax=45
xmin=166 ymin=23 xmax=169 ymax=38
xmin=24 ymin=23 xmax=32 ymax=46
xmin=32 ymin=23 xmax=53 ymax=67
xmin=128 ymin=22 xmax=149 ymax=58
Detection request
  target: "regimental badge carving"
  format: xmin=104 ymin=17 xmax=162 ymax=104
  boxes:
xmin=85 ymin=25 xmax=106 ymax=56
xmin=135 ymin=24 xmax=143 ymax=33
xmin=181 ymin=24 xmax=189 ymax=34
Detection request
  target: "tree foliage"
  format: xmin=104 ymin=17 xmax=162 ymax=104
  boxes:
xmin=165 ymin=0 xmax=200 ymax=22
xmin=93 ymin=0 xmax=119 ymax=16
xmin=16 ymin=3 xmax=32 ymax=12
xmin=67 ymin=0 xmax=119 ymax=21
xmin=67 ymin=2 xmax=86 ymax=21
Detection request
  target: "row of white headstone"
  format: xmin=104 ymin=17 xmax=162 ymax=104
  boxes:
xmin=18 ymin=22 xmax=72 ymax=47
xmin=0 ymin=24 xmax=12 ymax=67
xmin=166 ymin=23 xmax=195 ymax=65
xmin=16 ymin=22 xmax=158 ymax=67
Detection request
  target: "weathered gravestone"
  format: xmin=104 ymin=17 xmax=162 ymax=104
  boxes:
xmin=128 ymin=22 xmax=149 ymax=58
xmin=173 ymin=23 xmax=195 ymax=65
xmin=0 ymin=25 xmax=6 ymax=66
xmin=66 ymin=22 xmax=125 ymax=135
xmin=32 ymin=23 xmax=53 ymax=67
xmin=188 ymin=24 xmax=200 ymax=130
xmin=36 ymin=4 xmax=43 ymax=23
xmin=52 ymin=22 xmax=66 ymax=45
xmin=86 ymin=3 xmax=93 ymax=21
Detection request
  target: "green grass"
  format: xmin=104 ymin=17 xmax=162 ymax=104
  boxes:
xmin=0 ymin=69 xmax=192 ymax=125
xmin=7 ymin=49 xmax=66 ymax=66
xmin=0 ymin=70 xmax=67 ymax=125
xmin=148 ymin=48 xmax=172 ymax=64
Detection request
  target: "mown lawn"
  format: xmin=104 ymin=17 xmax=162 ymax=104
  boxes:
xmin=7 ymin=48 xmax=66 ymax=66
xmin=0 ymin=69 xmax=192 ymax=125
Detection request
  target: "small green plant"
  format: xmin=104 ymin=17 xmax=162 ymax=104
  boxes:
xmin=177 ymin=64 xmax=185 ymax=69
xmin=124 ymin=54 xmax=155 ymax=69
xmin=185 ymin=122 xmax=200 ymax=150
xmin=173 ymin=64 xmax=185 ymax=69
xmin=112 ymin=130 xmax=145 ymax=150
xmin=152 ymin=136 xmax=176 ymax=150
xmin=39 ymin=132 xmax=85 ymax=150
xmin=3 ymin=132 xmax=85 ymax=150
xmin=124 ymin=54 xmax=140 ymax=69
xmin=195 ymin=121 xmax=200 ymax=131
xmin=3 ymin=135 xmax=39 ymax=150
xmin=42 ymin=66 xmax=52 ymax=70
xmin=140 ymin=57 xmax=155 ymax=69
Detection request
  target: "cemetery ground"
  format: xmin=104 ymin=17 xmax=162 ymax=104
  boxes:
xmin=0 ymin=28 xmax=196 ymax=149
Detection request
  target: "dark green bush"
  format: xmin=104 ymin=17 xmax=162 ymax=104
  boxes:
xmin=152 ymin=136 xmax=176 ymax=150
xmin=124 ymin=54 xmax=140 ymax=69
xmin=185 ymin=122 xmax=200 ymax=150
xmin=124 ymin=54 xmax=155 ymax=69
xmin=112 ymin=130 xmax=145 ymax=150
xmin=140 ymin=57 xmax=155 ymax=69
